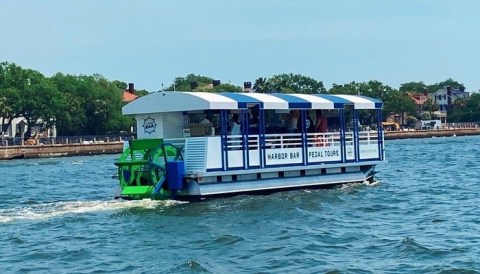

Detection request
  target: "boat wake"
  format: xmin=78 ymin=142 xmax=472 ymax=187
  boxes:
xmin=0 ymin=199 xmax=184 ymax=223
xmin=340 ymin=180 xmax=381 ymax=190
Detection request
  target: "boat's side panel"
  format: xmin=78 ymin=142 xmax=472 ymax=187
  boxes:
xmin=184 ymin=131 xmax=383 ymax=173
xmin=178 ymin=165 xmax=375 ymax=198
xmin=206 ymin=137 xmax=222 ymax=170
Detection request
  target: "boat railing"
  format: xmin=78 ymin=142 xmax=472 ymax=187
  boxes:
xmin=226 ymin=135 xmax=243 ymax=150
xmin=165 ymin=131 xmax=378 ymax=150
xmin=247 ymin=135 xmax=259 ymax=149
xmin=306 ymin=132 xmax=342 ymax=147
xmin=344 ymin=132 xmax=354 ymax=146
xmin=167 ymin=130 xmax=382 ymax=170
xmin=221 ymin=131 xmax=360 ymax=150
xmin=358 ymin=131 xmax=379 ymax=145
xmin=264 ymin=133 xmax=303 ymax=148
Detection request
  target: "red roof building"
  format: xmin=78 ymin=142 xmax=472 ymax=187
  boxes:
xmin=122 ymin=83 xmax=138 ymax=102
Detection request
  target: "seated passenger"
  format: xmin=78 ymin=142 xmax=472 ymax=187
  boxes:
xmin=230 ymin=114 xmax=241 ymax=135
xmin=288 ymin=110 xmax=299 ymax=133
xmin=315 ymin=110 xmax=328 ymax=132
xmin=200 ymin=115 xmax=212 ymax=125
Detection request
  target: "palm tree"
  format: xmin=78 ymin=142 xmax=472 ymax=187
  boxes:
xmin=0 ymin=96 xmax=12 ymax=135
xmin=253 ymin=77 xmax=270 ymax=93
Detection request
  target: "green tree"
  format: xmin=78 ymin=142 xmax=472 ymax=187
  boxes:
xmin=427 ymin=78 xmax=464 ymax=93
xmin=329 ymin=80 xmax=395 ymax=102
xmin=383 ymin=91 xmax=416 ymax=124
xmin=212 ymin=83 xmax=242 ymax=93
xmin=406 ymin=116 xmax=418 ymax=128
xmin=268 ymin=73 xmax=325 ymax=94
xmin=448 ymin=93 xmax=480 ymax=122
xmin=112 ymin=80 xmax=127 ymax=90
xmin=399 ymin=81 xmax=427 ymax=93
xmin=0 ymin=62 xmax=25 ymax=133
xmin=51 ymin=73 xmax=132 ymax=135
xmin=134 ymin=88 xmax=149 ymax=97
xmin=50 ymin=73 xmax=88 ymax=135
xmin=0 ymin=94 xmax=11 ymax=134
xmin=329 ymin=82 xmax=360 ymax=95
xmin=253 ymin=77 xmax=271 ymax=93
xmin=0 ymin=62 xmax=64 ymax=137
xmin=21 ymin=70 xmax=64 ymax=136
xmin=422 ymin=98 xmax=438 ymax=119
xmin=166 ymin=74 xmax=213 ymax=91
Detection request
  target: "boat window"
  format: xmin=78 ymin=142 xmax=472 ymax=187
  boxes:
xmin=265 ymin=110 xmax=288 ymax=134
xmin=357 ymin=110 xmax=376 ymax=131
xmin=247 ymin=105 xmax=260 ymax=134
xmin=185 ymin=110 xmax=221 ymax=137
xmin=322 ymin=110 xmax=340 ymax=132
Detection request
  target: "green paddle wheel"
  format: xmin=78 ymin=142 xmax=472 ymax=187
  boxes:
xmin=114 ymin=138 xmax=182 ymax=200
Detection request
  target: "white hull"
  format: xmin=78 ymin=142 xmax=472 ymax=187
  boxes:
xmin=177 ymin=162 xmax=377 ymax=200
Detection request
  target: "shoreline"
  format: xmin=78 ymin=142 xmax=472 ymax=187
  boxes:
xmin=0 ymin=142 xmax=123 ymax=160
xmin=384 ymin=128 xmax=480 ymax=140
xmin=1 ymin=128 xmax=479 ymax=160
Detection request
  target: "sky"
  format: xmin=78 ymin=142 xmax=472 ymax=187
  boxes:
xmin=1 ymin=0 xmax=479 ymax=92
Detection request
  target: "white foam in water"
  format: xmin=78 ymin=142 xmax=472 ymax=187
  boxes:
xmin=340 ymin=180 xmax=381 ymax=190
xmin=365 ymin=180 xmax=381 ymax=187
xmin=0 ymin=199 xmax=185 ymax=223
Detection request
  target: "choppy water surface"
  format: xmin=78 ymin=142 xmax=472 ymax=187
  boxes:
xmin=1 ymin=136 xmax=479 ymax=273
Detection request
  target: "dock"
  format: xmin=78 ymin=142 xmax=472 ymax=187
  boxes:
xmin=0 ymin=142 xmax=123 ymax=160
xmin=0 ymin=136 xmax=127 ymax=160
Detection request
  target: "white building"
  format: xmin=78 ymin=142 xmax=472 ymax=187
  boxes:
xmin=1 ymin=117 xmax=27 ymax=137
xmin=429 ymin=86 xmax=469 ymax=113
xmin=1 ymin=117 xmax=56 ymax=138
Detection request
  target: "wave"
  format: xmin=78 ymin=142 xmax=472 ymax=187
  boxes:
xmin=0 ymin=199 xmax=184 ymax=223
xmin=340 ymin=180 xmax=381 ymax=190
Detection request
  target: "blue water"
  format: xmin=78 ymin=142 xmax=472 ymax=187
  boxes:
xmin=1 ymin=136 xmax=479 ymax=273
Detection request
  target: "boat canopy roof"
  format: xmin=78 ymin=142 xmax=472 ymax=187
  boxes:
xmin=123 ymin=91 xmax=383 ymax=115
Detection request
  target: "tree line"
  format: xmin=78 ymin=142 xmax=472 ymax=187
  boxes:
xmin=0 ymin=62 xmax=142 ymax=137
xmin=0 ymin=62 xmax=476 ymax=137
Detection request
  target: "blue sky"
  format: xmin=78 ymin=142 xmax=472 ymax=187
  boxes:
xmin=1 ymin=1 xmax=479 ymax=92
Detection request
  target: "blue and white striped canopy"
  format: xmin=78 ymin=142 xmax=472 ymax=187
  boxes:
xmin=123 ymin=91 xmax=383 ymax=115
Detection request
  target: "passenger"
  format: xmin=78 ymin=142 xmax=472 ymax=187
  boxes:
xmin=295 ymin=112 xmax=314 ymax=133
xmin=200 ymin=114 xmax=212 ymax=124
xmin=200 ymin=114 xmax=213 ymax=136
xmin=288 ymin=110 xmax=299 ymax=133
xmin=230 ymin=114 xmax=241 ymax=135
xmin=248 ymin=107 xmax=260 ymax=134
xmin=306 ymin=113 xmax=314 ymax=133
xmin=249 ymin=108 xmax=259 ymax=125
xmin=315 ymin=110 xmax=328 ymax=132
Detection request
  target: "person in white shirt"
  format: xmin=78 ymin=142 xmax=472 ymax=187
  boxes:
xmin=230 ymin=114 xmax=241 ymax=135
xmin=200 ymin=115 xmax=211 ymax=124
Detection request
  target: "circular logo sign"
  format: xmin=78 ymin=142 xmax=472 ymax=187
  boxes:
xmin=142 ymin=116 xmax=157 ymax=134
xmin=347 ymin=147 xmax=353 ymax=157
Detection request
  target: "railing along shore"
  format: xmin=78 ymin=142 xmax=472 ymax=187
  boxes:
xmin=0 ymin=135 xmax=134 ymax=147
xmin=0 ymin=135 xmax=135 ymax=160
xmin=384 ymin=126 xmax=480 ymax=140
